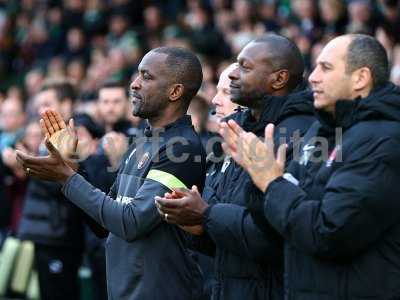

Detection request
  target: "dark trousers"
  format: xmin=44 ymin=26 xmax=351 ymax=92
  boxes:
xmin=88 ymin=245 xmax=107 ymax=300
xmin=34 ymin=244 xmax=82 ymax=300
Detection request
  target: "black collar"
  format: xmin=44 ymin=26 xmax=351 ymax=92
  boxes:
xmin=144 ymin=115 xmax=192 ymax=137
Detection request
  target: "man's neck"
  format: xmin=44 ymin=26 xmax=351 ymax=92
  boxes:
xmin=105 ymin=124 xmax=113 ymax=133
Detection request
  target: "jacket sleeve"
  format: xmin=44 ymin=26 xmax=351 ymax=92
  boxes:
xmin=62 ymin=143 xmax=204 ymax=242
xmin=204 ymin=202 xmax=282 ymax=264
xmin=264 ymin=138 xmax=400 ymax=259
xmin=62 ymin=172 xmax=170 ymax=242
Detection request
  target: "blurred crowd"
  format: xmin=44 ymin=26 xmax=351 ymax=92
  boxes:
xmin=0 ymin=0 xmax=400 ymax=299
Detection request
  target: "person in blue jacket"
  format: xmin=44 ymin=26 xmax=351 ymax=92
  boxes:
xmin=221 ymin=34 xmax=400 ymax=300
xmin=16 ymin=47 xmax=207 ymax=300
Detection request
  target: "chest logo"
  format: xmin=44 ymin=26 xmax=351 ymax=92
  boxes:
xmin=125 ymin=148 xmax=137 ymax=165
xmin=299 ymin=144 xmax=315 ymax=166
xmin=138 ymin=152 xmax=150 ymax=169
xmin=221 ymin=156 xmax=231 ymax=173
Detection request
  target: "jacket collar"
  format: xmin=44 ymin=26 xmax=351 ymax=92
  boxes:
xmin=316 ymin=82 xmax=400 ymax=132
xmin=228 ymin=89 xmax=314 ymax=135
xmin=144 ymin=115 xmax=192 ymax=137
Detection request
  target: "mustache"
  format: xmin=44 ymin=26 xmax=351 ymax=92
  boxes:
xmin=129 ymin=91 xmax=142 ymax=99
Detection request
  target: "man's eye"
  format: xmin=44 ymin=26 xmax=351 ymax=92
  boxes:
xmin=321 ymin=64 xmax=331 ymax=71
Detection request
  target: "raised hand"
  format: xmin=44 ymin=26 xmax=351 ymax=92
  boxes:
xmin=40 ymin=109 xmax=78 ymax=160
xmin=219 ymin=120 xmax=286 ymax=192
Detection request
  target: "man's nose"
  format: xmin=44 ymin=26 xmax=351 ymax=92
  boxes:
xmin=228 ymin=66 xmax=239 ymax=81
xmin=130 ymin=76 xmax=141 ymax=90
xmin=308 ymin=67 xmax=320 ymax=84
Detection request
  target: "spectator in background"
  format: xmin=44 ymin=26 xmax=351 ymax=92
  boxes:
xmin=93 ymin=80 xmax=143 ymax=204
xmin=289 ymin=0 xmax=322 ymax=40
xmin=346 ymin=0 xmax=377 ymax=34
xmin=318 ymin=0 xmax=348 ymax=36
xmin=1 ymin=121 xmax=42 ymax=234
xmin=33 ymin=79 xmax=75 ymax=122
xmin=18 ymin=81 xmax=84 ymax=300
xmin=107 ymin=13 xmax=141 ymax=64
xmin=0 ymin=97 xmax=26 ymax=247
xmin=63 ymin=27 xmax=90 ymax=65
xmin=74 ymin=113 xmax=108 ymax=300
xmin=188 ymin=93 xmax=211 ymax=152
xmin=97 ymin=80 xmax=132 ymax=134
xmin=0 ymin=98 xmax=26 ymax=152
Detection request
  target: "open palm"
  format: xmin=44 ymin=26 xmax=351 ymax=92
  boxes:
xmin=40 ymin=110 xmax=78 ymax=160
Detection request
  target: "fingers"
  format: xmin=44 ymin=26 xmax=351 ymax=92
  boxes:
xmin=154 ymin=196 xmax=183 ymax=209
xmin=51 ymin=110 xmax=67 ymax=129
xmin=172 ymin=188 xmax=191 ymax=198
xmin=47 ymin=110 xmax=61 ymax=131
xmin=219 ymin=121 xmax=248 ymax=156
xmin=41 ymin=110 xmax=67 ymax=136
xmin=219 ymin=122 xmax=238 ymax=151
xmin=227 ymin=119 xmax=244 ymax=136
xmin=15 ymin=150 xmax=44 ymax=169
xmin=44 ymin=137 xmax=62 ymax=160
xmin=191 ymin=185 xmax=199 ymax=194
xmin=40 ymin=119 xmax=51 ymax=139
xmin=68 ymin=118 xmax=75 ymax=131
xmin=276 ymin=143 xmax=287 ymax=169
xmin=41 ymin=113 xmax=55 ymax=136
xmin=264 ymin=123 xmax=275 ymax=147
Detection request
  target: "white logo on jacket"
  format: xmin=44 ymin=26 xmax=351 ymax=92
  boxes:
xmin=116 ymin=195 xmax=134 ymax=204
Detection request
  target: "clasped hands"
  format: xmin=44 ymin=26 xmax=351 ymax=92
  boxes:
xmin=155 ymin=120 xmax=286 ymax=235
xmin=218 ymin=119 xmax=287 ymax=193
xmin=155 ymin=186 xmax=207 ymax=235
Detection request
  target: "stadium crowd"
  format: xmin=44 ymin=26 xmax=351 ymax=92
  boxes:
xmin=1 ymin=0 xmax=400 ymax=300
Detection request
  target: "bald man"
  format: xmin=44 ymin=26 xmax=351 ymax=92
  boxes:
xmin=221 ymin=34 xmax=400 ymax=300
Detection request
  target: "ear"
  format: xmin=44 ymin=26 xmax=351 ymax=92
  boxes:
xmin=270 ymin=70 xmax=289 ymax=90
xmin=352 ymin=67 xmax=372 ymax=92
xmin=168 ymin=84 xmax=184 ymax=102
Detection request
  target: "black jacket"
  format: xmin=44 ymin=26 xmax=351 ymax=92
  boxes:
xmin=201 ymin=90 xmax=315 ymax=300
xmin=18 ymin=147 xmax=84 ymax=249
xmin=260 ymin=83 xmax=400 ymax=300
xmin=0 ymin=157 xmax=11 ymax=229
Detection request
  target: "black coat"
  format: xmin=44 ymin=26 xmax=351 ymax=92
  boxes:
xmin=18 ymin=148 xmax=84 ymax=249
xmin=0 ymin=158 xmax=11 ymax=229
xmin=201 ymin=90 xmax=315 ymax=300
xmin=260 ymin=83 xmax=400 ymax=300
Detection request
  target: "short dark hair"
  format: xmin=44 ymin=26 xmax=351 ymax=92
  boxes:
xmin=345 ymin=34 xmax=389 ymax=88
xmin=98 ymin=79 xmax=129 ymax=98
xmin=152 ymin=47 xmax=203 ymax=110
xmin=252 ymin=34 xmax=305 ymax=92
xmin=41 ymin=79 xmax=76 ymax=103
